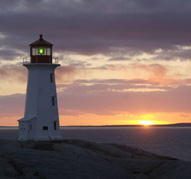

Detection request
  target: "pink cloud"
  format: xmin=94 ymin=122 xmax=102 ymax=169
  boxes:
xmin=0 ymin=64 xmax=191 ymax=120
xmin=55 ymin=65 xmax=87 ymax=83
xmin=129 ymin=63 xmax=191 ymax=85
xmin=0 ymin=65 xmax=27 ymax=83
xmin=0 ymin=94 xmax=25 ymax=116
xmin=0 ymin=65 xmax=85 ymax=85
xmin=57 ymin=82 xmax=191 ymax=115
xmin=0 ymin=79 xmax=190 ymax=117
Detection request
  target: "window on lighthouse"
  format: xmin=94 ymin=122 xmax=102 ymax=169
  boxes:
xmin=52 ymin=96 xmax=55 ymax=106
xmin=54 ymin=121 xmax=57 ymax=130
xmin=43 ymin=126 xmax=48 ymax=130
xmin=50 ymin=73 xmax=54 ymax=83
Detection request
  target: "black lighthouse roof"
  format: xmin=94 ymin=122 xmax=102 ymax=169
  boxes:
xmin=29 ymin=34 xmax=53 ymax=47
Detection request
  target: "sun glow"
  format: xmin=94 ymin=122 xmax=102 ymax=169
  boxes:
xmin=139 ymin=121 xmax=154 ymax=126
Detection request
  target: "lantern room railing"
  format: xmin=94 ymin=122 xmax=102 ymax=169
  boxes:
xmin=23 ymin=57 xmax=59 ymax=64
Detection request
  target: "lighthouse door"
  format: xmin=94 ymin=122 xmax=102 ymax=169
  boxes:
xmin=19 ymin=121 xmax=29 ymax=141
xmin=42 ymin=126 xmax=49 ymax=136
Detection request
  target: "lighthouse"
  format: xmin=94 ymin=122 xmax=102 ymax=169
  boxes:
xmin=18 ymin=35 xmax=63 ymax=141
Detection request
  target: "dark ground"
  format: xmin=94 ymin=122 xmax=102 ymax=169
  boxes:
xmin=0 ymin=139 xmax=191 ymax=179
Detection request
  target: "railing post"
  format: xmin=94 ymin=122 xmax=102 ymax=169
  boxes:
xmin=22 ymin=57 xmax=30 ymax=64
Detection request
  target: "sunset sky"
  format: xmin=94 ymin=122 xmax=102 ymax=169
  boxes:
xmin=0 ymin=0 xmax=191 ymax=126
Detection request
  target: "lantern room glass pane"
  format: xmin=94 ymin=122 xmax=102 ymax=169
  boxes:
xmin=35 ymin=48 xmax=38 ymax=55
xmin=47 ymin=48 xmax=51 ymax=55
xmin=32 ymin=48 xmax=36 ymax=55
xmin=31 ymin=47 xmax=51 ymax=56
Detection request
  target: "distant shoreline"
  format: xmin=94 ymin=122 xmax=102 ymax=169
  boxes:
xmin=63 ymin=123 xmax=191 ymax=127
xmin=1 ymin=123 xmax=191 ymax=128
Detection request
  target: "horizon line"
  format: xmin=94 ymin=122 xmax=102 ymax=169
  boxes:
xmin=1 ymin=123 xmax=191 ymax=128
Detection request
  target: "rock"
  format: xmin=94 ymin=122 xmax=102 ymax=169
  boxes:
xmin=148 ymin=160 xmax=191 ymax=179
xmin=0 ymin=139 xmax=191 ymax=179
xmin=0 ymin=158 xmax=18 ymax=178
xmin=0 ymin=139 xmax=22 ymax=154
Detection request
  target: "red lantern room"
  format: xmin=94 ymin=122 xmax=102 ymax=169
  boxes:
xmin=29 ymin=34 xmax=53 ymax=63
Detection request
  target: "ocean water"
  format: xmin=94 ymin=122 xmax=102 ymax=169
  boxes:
xmin=0 ymin=127 xmax=191 ymax=161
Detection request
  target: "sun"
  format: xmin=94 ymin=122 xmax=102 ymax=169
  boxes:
xmin=139 ymin=121 xmax=154 ymax=126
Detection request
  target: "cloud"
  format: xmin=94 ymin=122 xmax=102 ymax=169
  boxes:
xmin=76 ymin=78 xmax=191 ymax=86
xmin=57 ymin=83 xmax=191 ymax=115
xmin=108 ymin=57 xmax=131 ymax=61
xmin=0 ymin=65 xmax=86 ymax=85
xmin=56 ymin=78 xmax=191 ymax=115
xmin=55 ymin=65 xmax=88 ymax=83
xmin=0 ymin=65 xmax=27 ymax=83
xmin=153 ymin=46 xmax=191 ymax=61
xmin=131 ymin=63 xmax=168 ymax=82
xmin=0 ymin=48 xmax=25 ymax=60
xmin=0 ymin=94 xmax=25 ymax=116
xmin=0 ymin=0 xmax=190 ymax=123
xmin=1 ymin=0 xmax=191 ymax=59
xmin=0 ymin=78 xmax=190 ymax=118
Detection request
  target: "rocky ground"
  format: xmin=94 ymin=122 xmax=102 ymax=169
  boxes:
xmin=0 ymin=139 xmax=191 ymax=179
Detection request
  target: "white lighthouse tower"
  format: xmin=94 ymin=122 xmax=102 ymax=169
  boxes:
xmin=18 ymin=34 xmax=63 ymax=141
